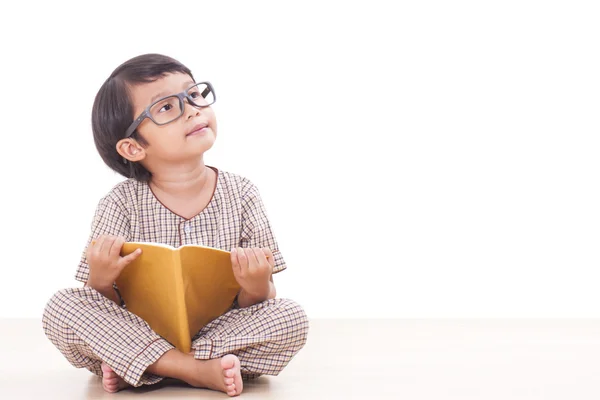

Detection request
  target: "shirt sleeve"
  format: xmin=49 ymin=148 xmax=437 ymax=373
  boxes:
xmin=75 ymin=194 xmax=131 ymax=283
xmin=240 ymin=183 xmax=287 ymax=273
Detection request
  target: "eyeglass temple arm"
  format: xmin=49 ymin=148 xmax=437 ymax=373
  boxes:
xmin=125 ymin=113 xmax=146 ymax=137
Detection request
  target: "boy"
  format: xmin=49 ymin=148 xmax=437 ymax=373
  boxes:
xmin=42 ymin=54 xmax=308 ymax=397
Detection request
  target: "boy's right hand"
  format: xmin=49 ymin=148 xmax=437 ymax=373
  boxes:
xmin=86 ymin=235 xmax=142 ymax=290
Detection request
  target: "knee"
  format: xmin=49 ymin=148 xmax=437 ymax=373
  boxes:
xmin=254 ymin=299 xmax=309 ymax=376
xmin=42 ymin=288 xmax=90 ymax=339
xmin=42 ymin=289 xmax=68 ymax=344
xmin=272 ymin=298 xmax=309 ymax=350
xmin=42 ymin=289 xmax=74 ymax=335
xmin=43 ymin=289 xmax=72 ymax=319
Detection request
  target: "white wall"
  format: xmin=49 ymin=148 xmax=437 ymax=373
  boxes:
xmin=0 ymin=0 xmax=598 ymax=319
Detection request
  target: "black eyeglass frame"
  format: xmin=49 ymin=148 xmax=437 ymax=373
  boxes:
xmin=124 ymin=81 xmax=216 ymax=138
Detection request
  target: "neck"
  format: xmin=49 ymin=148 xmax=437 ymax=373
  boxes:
xmin=148 ymin=160 xmax=212 ymax=199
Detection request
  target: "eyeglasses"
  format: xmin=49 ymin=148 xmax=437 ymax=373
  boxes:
xmin=124 ymin=81 xmax=216 ymax=138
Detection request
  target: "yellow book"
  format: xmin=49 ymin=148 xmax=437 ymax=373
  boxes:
xmin=115 ymin=242 xmax=241 ymax=353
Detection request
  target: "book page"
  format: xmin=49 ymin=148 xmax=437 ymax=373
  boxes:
xmin=179 ymin=247 xmax=241 ymax=338
xmin=126 ymin=241 xmax=176 ymax=249
xmin=116 ymin=242 xmax=188 ymax=350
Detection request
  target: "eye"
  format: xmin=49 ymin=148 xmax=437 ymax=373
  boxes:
xmin=190 ymin=89 xmax=202 ymax=99
xmin=159 ymin=103 xmax=173 ymax=113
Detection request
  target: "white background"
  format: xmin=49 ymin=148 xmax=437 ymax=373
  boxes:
xmin=0 ymin=0 xmax=598 ymax=319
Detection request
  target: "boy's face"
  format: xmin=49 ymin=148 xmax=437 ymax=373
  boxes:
xmin=121 ymin=72 xmax=217 ymax=165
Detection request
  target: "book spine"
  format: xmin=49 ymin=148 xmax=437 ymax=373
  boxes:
xmin=172 ymin=249 xmax=191 ymax=353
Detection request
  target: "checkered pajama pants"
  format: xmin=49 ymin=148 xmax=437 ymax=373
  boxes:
xmin=42 ymin=287 xmax=309 ymax=387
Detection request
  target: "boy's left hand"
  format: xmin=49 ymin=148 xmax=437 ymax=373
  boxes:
xmin=231 ymin=247 xmax=274 ymax=297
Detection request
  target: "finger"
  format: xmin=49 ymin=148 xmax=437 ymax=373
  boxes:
xmin=91 ymin=235 xmax=107 ymax=259
xmin=230 ymin=248 xmax=241 ymax=274
xmin=86 ymin=237 xmax=97 ymax=259
xmin=252 ymin=247 xmax=269 ymax=268
xmin=262 ymin=247 xmax=275 ymax=268
xmin=117 ymin=248 xmax=142 ymax=269
xmin=246 ymin=247 xmax=261 ymax=270
xmin=109 ymin=237 xmax=126 ymax=260
xmin=99 ymin=235 xmax=115 ymax=255
xmin=237 ymin=247 xmax=249 ymax=273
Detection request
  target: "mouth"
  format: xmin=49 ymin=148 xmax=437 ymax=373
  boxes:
xmin=186 ymin=123 xmax=209 ymax=137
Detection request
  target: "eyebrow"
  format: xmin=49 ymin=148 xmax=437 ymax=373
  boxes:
xmin=149 ymin=80 xmax=196 ymax=104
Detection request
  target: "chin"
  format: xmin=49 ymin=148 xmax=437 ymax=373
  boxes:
xmin=198 ymin=136 xmax=216 ymax=152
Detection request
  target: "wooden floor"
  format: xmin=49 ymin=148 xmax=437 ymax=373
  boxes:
xmin=2 ymin=319 xmax=600 ymax=399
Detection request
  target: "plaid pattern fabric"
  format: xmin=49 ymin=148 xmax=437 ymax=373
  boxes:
xmin=42 ymin=166 xmax=307 ymax=387
xmin=192 ymin=298 xmax=309 ymax=378
xmin=75 ymin=166 xmax=286 ymax=284
xmin=42 ymin=287 xmax=173 ymax=386
xmin=42 ymin=288 xmax=308 ymax=386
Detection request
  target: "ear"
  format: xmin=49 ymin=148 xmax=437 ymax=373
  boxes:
xmin=116 ymin=139 xmax=146 ymax=162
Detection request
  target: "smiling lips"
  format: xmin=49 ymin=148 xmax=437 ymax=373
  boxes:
xmin=186 ymin=123 xmax=209 ymax=136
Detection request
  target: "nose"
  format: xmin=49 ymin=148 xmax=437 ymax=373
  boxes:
xmin=183 ymin=98 xmax=201 ymax=120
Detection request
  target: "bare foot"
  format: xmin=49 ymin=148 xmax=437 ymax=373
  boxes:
xmin=101 ymin=362 xmax=130 ymax=393
xmin=186 ymin=354 xmax=243 ymax=396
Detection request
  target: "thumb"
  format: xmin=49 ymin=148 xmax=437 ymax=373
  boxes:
xmin=118 ymin=248 xmax=142 ymax=269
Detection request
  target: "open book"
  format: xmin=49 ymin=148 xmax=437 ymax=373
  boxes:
xmin=115 ymin=242 xmax=241 ymax=353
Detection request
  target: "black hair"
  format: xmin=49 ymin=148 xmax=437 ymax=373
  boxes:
xmin=91 ymin=53 xmax=194 ymax=182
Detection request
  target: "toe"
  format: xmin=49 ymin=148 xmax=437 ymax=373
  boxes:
xmin=220 ymin=354 xmax=237 ymax=370
xmin=103 ymin=385 xmax=116 ymax=393
xmin=101 ymin=363 xmax=112 ymax=374
xmin=219 ymin=355 xmax=242 ymax=396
